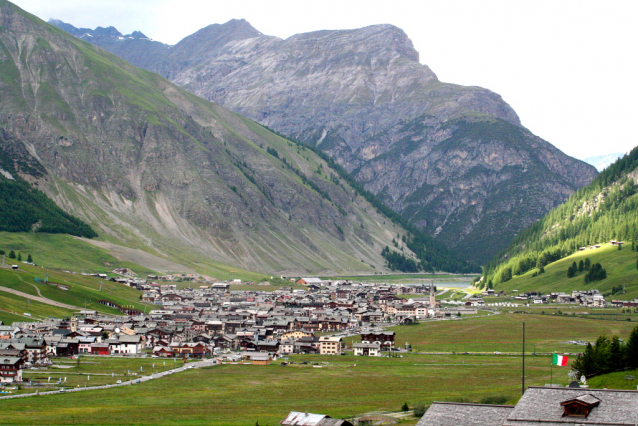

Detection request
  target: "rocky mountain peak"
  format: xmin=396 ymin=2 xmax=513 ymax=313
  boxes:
xmin=128 ymin=30 xmax=150 ymax=40
xmin=287 ymin=24 xmax=420 ymax=63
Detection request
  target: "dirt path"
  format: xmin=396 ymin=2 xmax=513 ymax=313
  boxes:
xmin=0 ymin=286 xmax=82 ymax=310
xmin=12 ymin=272 xmax=44 ymax=297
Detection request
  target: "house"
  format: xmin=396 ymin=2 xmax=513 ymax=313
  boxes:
xmin=360 ymin=331 xmax=395 ymax=349
xmin=110 ymin=335 xmax=142 ymax=355
xmin=318 ymin=336 xmax=342 ymax=355
xmin=353 ymin=342 xmax=381 ymax=356
xmin=0 ymin=357 xmax=24 ymax=383
xmin=417 ymin=386 xmax=638 ymax=426
xmin=280 ymin=411 xmax=353 ymax=426
xmin=246 ymin=352 xmax=272 ymax=365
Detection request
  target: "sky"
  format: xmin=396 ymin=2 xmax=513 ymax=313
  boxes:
xmin=10 ymin=0 xmax=638 ymax=160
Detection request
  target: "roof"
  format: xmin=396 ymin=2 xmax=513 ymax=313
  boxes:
xmin=417 ymin=402 xmax=514 ymax=426
xmin=504 ymin=387 xmax=638 ymax=425
xmin=420 ymin=387 xmax=638 ymax=426
xmin=280 ymin=411 xmax=351 ymax=426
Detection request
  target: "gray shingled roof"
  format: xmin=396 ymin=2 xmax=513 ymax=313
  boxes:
xmin=417 ymin=402 xmax=514 ymax=426
xmin=504 ymin=387 xmax=638 ymax=425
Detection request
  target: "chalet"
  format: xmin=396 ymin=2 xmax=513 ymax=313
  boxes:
xmin=90 ymin=344 xmax=110 ymax=355
xmin=110 ymin=335 xmax=142 ymax=355
xmin=353 ymin=342 xmax=381 ymax=356
xmin=361 ymin=331 xmax=395 ymax=349
xmin=0 ymin=357 xmax=24 ymax=383
xmin=279 ymin=339 xmax=295 ymax=354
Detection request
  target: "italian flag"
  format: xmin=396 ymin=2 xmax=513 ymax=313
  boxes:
xmin=552 ymin=353 xmax=569 ymax=366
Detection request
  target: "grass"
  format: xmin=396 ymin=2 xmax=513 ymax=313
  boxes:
xmin=1 ymin=312 xmax=635 ymax=425
xmin=498 ymin=244 xmax=638 ymax=300
xmin=388 ymin=311 xmax=637 ymax=354
xmin=0 ymin=232 xmax=158 ymax=277
xmin=0 ymin=353 xmax=558 ymax=426
xmin=0 ymin=264 xmax=152 ymax=323
xmin=587 ymin=368 xmax=638 ymax=390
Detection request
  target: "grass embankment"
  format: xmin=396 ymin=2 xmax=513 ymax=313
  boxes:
xmin=0 ymin=313 xmax=632 ymax=425
xmin=497 ymin=244 xmax=638 ymax=299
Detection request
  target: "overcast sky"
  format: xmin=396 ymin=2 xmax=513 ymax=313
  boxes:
xmin=11 ymin=0 xmax=638 ymax=160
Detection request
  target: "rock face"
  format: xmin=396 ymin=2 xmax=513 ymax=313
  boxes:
xmin=50 ymin=18 xmax=598 ymax=263
xmin=1 ymin=2 xmax=422 ymax=275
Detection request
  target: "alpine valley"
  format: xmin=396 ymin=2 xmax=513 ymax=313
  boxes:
xmin=1 ymin=0 xmax=477 ymax=277
xmin=49 ymin=18 xmax=599 ymax=263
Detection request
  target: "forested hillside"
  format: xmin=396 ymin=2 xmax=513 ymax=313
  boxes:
xmin=0 ymin=131 xmax=97 ymax=238
xmin=482 ymin=145 xmax=638 ymax=287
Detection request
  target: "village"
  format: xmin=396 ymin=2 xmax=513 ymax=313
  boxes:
xmin=1 ymin=269 xmax=637 ymax=386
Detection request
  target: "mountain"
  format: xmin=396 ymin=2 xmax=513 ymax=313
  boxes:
xmin=49 ymin=19 xmax=599 ymax=263
xmin=0 ymin=1 xmax=473 ymax=276
xmin=482 ymin=146 xmax=638 ymax=288
xmin=582 ymin=152 xmax=624 ymax=172
xmin=0 ymin=129 xmax=96 ymax=237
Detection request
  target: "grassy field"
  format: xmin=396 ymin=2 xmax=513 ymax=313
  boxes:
xmin=497 ymin=244 xmax=638 ymax=299
xmin=0 ymin=353 xmax=559 ymax=426
xmin=20 ymin=356 xmax=183 ymax=389
xmin=0 ymin=264 xmax=152 ymax=323
xmin=0 ymin=232 xmax=158 ymax=277
xmin=2 ymin=312 xmax=636 ymax=425
xmin=387 ymin=311 xmax=637 ymax=354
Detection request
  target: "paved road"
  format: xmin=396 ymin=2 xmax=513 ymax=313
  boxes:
xmin=0 ymin=286 xmax=83 ymax=310
xmin=0 ymin=358 xmax=218 ymax=400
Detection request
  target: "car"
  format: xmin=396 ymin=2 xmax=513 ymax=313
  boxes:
xmin=116 ymin=380 xmax=122 ymax=384
xmin=494 ymin=351 xmax=501 ymax=355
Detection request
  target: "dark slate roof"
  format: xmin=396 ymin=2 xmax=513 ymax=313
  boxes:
xmin=504 ymin=387 xmax=638 ymax=425
xmin=417 ymin=402 xmax=514 ymax=426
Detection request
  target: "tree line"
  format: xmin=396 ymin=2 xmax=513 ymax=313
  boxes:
xmin=0 ymin=173 xmax=97 ymax=238
xmin=258 ymin=125 xmax=479 ymax=273
xmin=572 ymin=325 xmax=638 ymax=378
xmin=483 ymin=144 xmax=638 ymax=287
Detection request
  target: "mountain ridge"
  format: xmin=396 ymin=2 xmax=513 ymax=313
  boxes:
xmin=1 ymin=1 xmax=473 ymax=276
xmin=48 ymin=18 xmax=598 ymax=263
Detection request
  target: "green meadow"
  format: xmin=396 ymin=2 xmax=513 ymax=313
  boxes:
xmin=497 ymin=244 xmax=638 ymax=299
xmin=2 ymin=312 xmax=636 ymax=425
xmin=0 ymin=264 xmax=151 ymax=322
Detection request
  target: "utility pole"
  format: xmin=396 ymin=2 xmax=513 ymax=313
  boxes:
xmin=522 ymin=322 xmax=526 ymax=396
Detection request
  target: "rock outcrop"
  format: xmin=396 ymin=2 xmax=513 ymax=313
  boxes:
xmin=50 ymin=18 xmax=598 ymax=263
xmin=1 ymin=2 xmax=428 ymax=275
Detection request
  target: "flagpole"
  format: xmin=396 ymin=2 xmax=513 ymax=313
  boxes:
xmin=522 ymin=322 xmax=525 ymax=396
xmin=551 ymin=357 xmax=553 ymax=386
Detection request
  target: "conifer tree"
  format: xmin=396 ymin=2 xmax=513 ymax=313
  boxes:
xmin=17 ymin=252 xmax=22 ymax=262
xmin=8 ymin=250 xmax=15 ymax=259
xmin=27 ymin=254 xmax=33 ymax=263
xmin=627 ymin=325 xmax=638 ymax=370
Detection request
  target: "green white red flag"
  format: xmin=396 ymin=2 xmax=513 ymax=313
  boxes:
xmin=552 ymin=353 xmax=569 ymax=366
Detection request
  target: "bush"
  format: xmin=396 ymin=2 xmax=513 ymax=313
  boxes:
xmin=401 ymin=402 xmax=409 ymax=411
xmin=413 ymin=403 xmax=427 ymax=417
xmin=480 ymin=395 xmax=508 ymax=405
